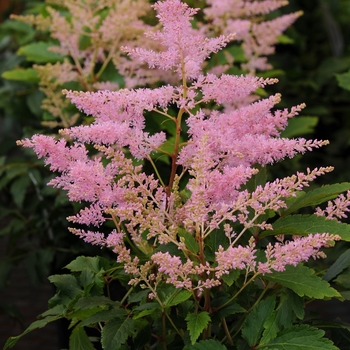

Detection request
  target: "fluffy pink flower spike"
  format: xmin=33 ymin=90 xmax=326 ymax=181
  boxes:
xmin=18 ymin=0 xmax=341 ymax=294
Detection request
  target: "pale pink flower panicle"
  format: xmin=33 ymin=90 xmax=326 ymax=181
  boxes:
xmin=16 ymin=0 xmax=343 ymax=296
xmin=315 ymin=190 xmax=350 ymax=222
xmin=258 ymin=233 xmax=341 ymax=274
xmin=123 ymin=0 xmax=235 ymax=80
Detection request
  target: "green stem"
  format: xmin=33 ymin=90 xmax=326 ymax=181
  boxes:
xmin=162 ymin=312 xmax=167 ymax=350
xmin=222 ymin=317 xmax=234 ymax=345
xmin=167 ymin=108 xmax=184 ymax=195
xmin=95 ymin=44 xmax=118 ymax=81
xmin=246 ymin=280 xmax=272 ymax=314
xmin=229 ymin=279 xmax=272 ymax=342
xmin=217 ymin=272 xmax=260 ymax=311
xmin=147 ymin=155 xmax=166 ymax=187
xmin=165 ymin=311 xmax=184 ymax=339
xmin=120 ymin=285 xmax=135 ymax=305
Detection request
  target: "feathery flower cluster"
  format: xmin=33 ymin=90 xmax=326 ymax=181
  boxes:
xmin=203 ymin=0 xmax=302 ymax=73
xmin=315 ymin=190 xmax=350 ymax=222
xmin=18 ymin=0 xmax=342 ymax=294
xmin=258 ymin=233 xmax=341 ymax=274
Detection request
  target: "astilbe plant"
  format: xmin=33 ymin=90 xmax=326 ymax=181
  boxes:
xmin=6 ymin=1 xmax=350 ymax=349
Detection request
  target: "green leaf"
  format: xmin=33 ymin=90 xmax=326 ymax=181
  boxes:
xmin=281 ymin=183 xmax=350 ymax=216
xmin=2 ymin=68 xmax=39 ymax=83
xmin=260 ymin=214 xmax=350 ymax=241
xmin=334 ymin=271 xmax=350 ymax=289
xmin=80 ymin=309 xmax=126 ymax=327
xmin=66 ymin=256 xmax=101 ymax=273
xmin=10 ymin=174 xmax=31 ymax=208
xmin=101 ymin=317 xmax=134 ymax=350
xmin=133 ymin=308 xmax=160 ymax=320
xmin=214 ymin=302 xmax=246 ymax=320
xmin=336 ymin=70 xmax=350 ymax=91
xmin=41 ymin=304 xmax=66 ymax=317
xmin=186 ymin=312 xmax=211 ymax=345
xmin=242 ymin=296 xmax=276 ymax=346
xmin=260 ymin=311 xmax=279 ymax=345
xmin=69 ymin=326 xmax=95 ymax=350
xmin=48 ymin=274 xmax=83 ymax=299
xmin=280 ymin=116 xmax=318 ymax=138
xmin=221 ymin=269 xmax=241 ymax=286
xmin=260 ymin=325 xmax=339 ymax=349
xmin=179 ymin=230 xmax=199 ymax=254
xmin=264 ymin=265 xmax=341 ymax=299
xmin=163 ymin=289 xmax=192 ymax=308
xmin=183 ymin=339 xmax=227 ymax=350
xmin=3 ymin=315 xmax=62 ymax=349
xmin=17 ymin=42 xmax=64 ymax=63
xmin=75 ymin=296 xmax=116 ymax=310
xmin=324 ymin=249 xmax=350 ymax=281
xmin=226 ymin=45 xmax=246 ymax=63
xmin=277 ymin=34 xmax=295 ymax=44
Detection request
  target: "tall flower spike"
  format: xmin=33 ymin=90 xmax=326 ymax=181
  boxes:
xmin=123 ymin=0 xmax=235 ymax=80
xmin=17 ymin=0 xmax=339 ymax=294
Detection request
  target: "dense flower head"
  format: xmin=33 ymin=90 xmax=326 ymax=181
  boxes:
xmin=123 ymin=0 xmax=235 ymax=80
xmin=17 ymin=0 xmax=346 ymax=295
xmin=203 ymin=0 xmax=302 ymax=73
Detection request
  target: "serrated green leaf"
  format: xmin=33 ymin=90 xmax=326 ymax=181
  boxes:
xmin=260 ymin=214 xmax=350 ymax=241
xmin=282 ymin=183 xmax=350 ymax=215
xmin=260 ymin=311 xmax=279 ymax=345
xmin=261 ymin=325 xmax=339 ymax=349
xmin=280 ymin=116 xmax=318 ymax=138
xmin=41 ymin=304 xmax=66 ymax=317
xmin=66 ymin=256 xmax=101 ymax=273
xmin=48 ymin=274 xmax=83 ymax=299
xmin=101 ymin=317 xmax=134 ymax=350
xmin=186 ymin=312 xmax=211 ymax=345
xmin=242 ymin=296 xmax=276 ymax=346
xmin=68 ymin=306 xmax=105 ymax=324
xmin=69 ymin=326 xmax=95 ymax=350
xmin=183 ymin=339 xmax=227 ymax=350
xmin=80 ymin=309 xmax=126 ymax=327
xmin=2 ymin=68 xmax=39 ymax=83
xmin=264 ymin=265 xmax=341 ymax=299
xmin=17 ymin=42 xmax=64 ymax=63
xmin=324 ymin=249 xmax=350 ymax=281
